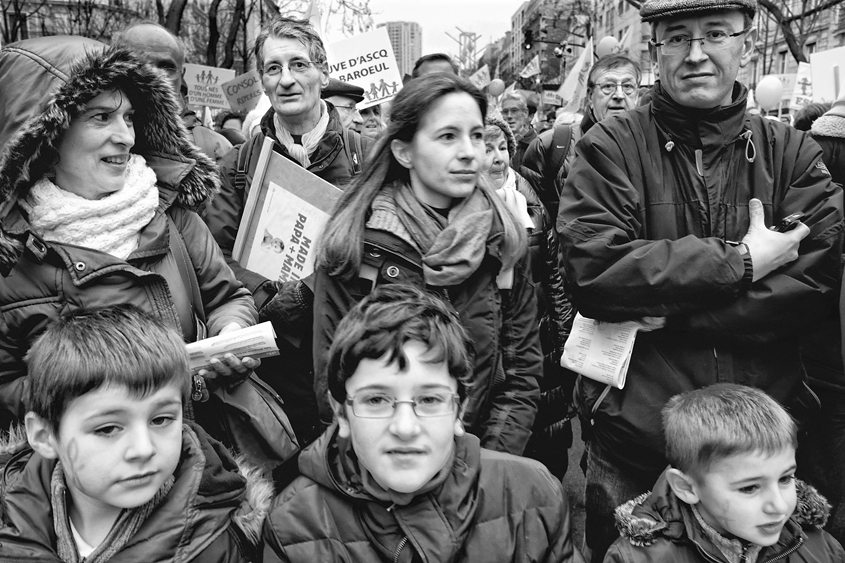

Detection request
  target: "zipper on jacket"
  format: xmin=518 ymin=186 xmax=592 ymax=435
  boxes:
xmin=393 ymin=536 xmax=409 ymax=563
xmin=764 ymin=536 xmax=804 ymax=562
xmin=695 ymin=149 xmax=704 ymax=177
xmin=740 ymin=543 xmax=749 ymax=563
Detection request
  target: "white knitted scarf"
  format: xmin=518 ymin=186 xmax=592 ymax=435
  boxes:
xmin=273 ymin=100 xmax=331 ymax=168
xmin=20 ymin=155 xmax=159 ymax=260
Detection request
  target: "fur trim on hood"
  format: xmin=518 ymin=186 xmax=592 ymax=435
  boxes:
xmin=811 ymin=113 xmax=845 ymax=139
xmin=614 ymin=479 xmax=830 ymax=547
xmin=0 ymin=36 xmax=220 ymax=273
xmin=231 ymin=456 xmax=275 ymax=544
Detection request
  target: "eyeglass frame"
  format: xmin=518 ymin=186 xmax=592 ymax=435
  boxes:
xmin=262 ymin=59 xmax=320 ymax=76
xmin=650 ymin=27 xmax=752 ymax=56
xmin=333 ymin=104 xmax=361 ymax=112
xmin=345 ymin=393 xmax=461 ymax=419
xmin=594 ymin=81 xmax=638 ymax=96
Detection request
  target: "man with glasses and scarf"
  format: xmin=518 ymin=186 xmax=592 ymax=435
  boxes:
xmin=556 ymin=0 xmax=843 ymax=560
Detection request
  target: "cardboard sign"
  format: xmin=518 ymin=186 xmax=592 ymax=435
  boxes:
xmin=789 ymin=62 xmax=813 ymax=110
xmin=222 ymin=70 xmax=263 ymax=114
xmin=183 ymin=63 xmax=236 ymax=109
xmin=543 ymin=90 xmax=563 ymax=106
xmin=470 ymin=65 xmax=492 ymax=89
xmin=326 ymin=28 xmax=403 ymax=109
xmin=233 ymin=138 xmax=342 ymax=283
xmin=810 ymin=46 xmax=845 ymax=102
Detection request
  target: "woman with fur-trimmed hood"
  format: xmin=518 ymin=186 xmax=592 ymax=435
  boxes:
xmin=0 ymin=36 xmax=258 ymax=429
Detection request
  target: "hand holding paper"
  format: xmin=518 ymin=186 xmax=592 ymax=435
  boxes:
xmin=187 ymin=322 xmax=279 ymax=377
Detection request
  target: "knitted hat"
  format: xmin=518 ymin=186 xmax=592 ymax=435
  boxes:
xmin=825 ymin=90 xmax=845 ymax=119
xmin=484 ymin=116 xmax=516 ymax=159
xmin=640 ymin=0 xmax=757 ymax=22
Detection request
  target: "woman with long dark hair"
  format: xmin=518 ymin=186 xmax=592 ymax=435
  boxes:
xmin=312 ymin=73 xmax=542 ymax=455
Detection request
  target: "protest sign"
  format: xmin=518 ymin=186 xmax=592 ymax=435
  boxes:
xmin=543 ymin=90 xmax=563 ymax=106
xmin=233 ymin=137 xmax=342 ymax=283
xmin=470 ymin=64 xmax=492 ymax=88
xmin=184 ymin=63 xmax=236 ymax=109
xmin=326 ymin=28 xmax=403 ymax=109
xmin=789 ymin=63 xmax=813 ymax=110
xmin=811 ymin=46 xmax=845 ymax=102
xmin=222 ymin=70 xmax=263 ymax=113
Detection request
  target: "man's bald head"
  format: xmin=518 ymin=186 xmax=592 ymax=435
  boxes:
xmin=116 ymin=23 xmax=185 ymax=96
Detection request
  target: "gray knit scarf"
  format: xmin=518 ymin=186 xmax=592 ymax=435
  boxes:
xmin=691 ymin=504 xmax=764 ymax=563
xmin=51 ymin=461 xmax=175 ymax=563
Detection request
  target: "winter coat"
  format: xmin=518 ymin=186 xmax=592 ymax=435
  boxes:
xmin=0 ymin=37 xmax=257 ymax=428
xmin=605 ymin=471 xmax=845 ymax=563
xmin=512 ymin=126 xmax=537 ymax=173
xmin=513 ymin=171 xmax=577 ymax=477
xmin=0 ymin=422 xmax=274 ymax=563
xmin=312 ymin=186 xmax=543 ymax=456
xmin=558 ymin=81 xmax=844 ymax=475
xmin=263 ymin=427 xmax=585 ymax=563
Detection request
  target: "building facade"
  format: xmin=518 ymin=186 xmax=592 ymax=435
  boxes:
xmin=381 ymin=20 xmax=422 ymax=78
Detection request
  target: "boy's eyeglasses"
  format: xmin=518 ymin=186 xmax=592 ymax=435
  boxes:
xmin=596 ymin=82 xmax=638 ymax=96
xmin=263 ymin=60 xmax=317 ymax=76
xmin=650 ymin=28 xmax=751 ymax=56
xmin=346 ymin=393 xmax=460 ymax=418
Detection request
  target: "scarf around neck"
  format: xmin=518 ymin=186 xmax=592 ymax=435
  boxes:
xmin=51 ymin=461 xmax=175 ymax=563
xmin=691 ymin=504 xmax=764 ymax=563
xmin=273 ymin=100 xmax=331 ymax=168
xmin=20 ymin=154 xmax=159 ymax=260
xmin=392 ymin=183 xmax=494 ymax=287
xmin=496 ymin=169 xmax=534 ymax=230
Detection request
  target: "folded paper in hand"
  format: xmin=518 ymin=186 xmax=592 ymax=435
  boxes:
xmin=186 ymin=322 xmax=279 ymax=374
xmin=560 ymin=313 xmax=649 ymax=389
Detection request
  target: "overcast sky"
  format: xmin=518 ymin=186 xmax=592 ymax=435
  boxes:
xmin=365 ymin=0 xmax=526 ymax=57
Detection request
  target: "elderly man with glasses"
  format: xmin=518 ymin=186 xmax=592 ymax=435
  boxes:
xmin=556 ymin=0 xmax=843 ymax=560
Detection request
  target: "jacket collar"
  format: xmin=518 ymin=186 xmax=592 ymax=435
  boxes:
xmin=0 ymin=422 xmax=272 ymax=562
xmin=260 ymin=101 xmax=346 ymax=169
xmin=651 ymin=80 xmax=750 ymax=149
xmin=614 ymin=468 xmax=828 ymax=561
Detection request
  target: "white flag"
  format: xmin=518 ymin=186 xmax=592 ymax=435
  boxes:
xmin=616 ymin=26 xmax=633 ymax=54
xmin=504 ymin=82 xmax=517 ymax=94
xmin=469 ymin=65 xmax=492 ymax=89
xmin=520 ymin=55 xmax=541 ymax=78
xmin=304 ymin=0 xmax=323 ymax=38
xmin=557 ymin=37 xmax=594 ymax=112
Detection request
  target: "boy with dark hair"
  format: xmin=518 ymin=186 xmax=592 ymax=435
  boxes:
xmin=0 ymin=305 xmax=272 ymax=562
xmin=263 ymin=284 xmax=584 ymax=563
xmin=606 ymin=383 xmax=844 ymax=562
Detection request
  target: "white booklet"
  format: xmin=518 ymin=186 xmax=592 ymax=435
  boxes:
xmin=560 ymin=313 xmax=649 ymax=389
xmin=186 ymin=322 xmax=280 ymax=374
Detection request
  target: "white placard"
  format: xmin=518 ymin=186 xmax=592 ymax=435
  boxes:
xmin=183 ymin=63 xmax=236 ymax=109
xmin=810 ymin=46 xmax=845 ymax=102
xmin=470 ymin=64 xmax=492 ymax=89
xmin=326 ymin=28 xmax=403 ymax=109
xmin=543 ymin=90 xmax=563 ymax=106
xmin=789 ymin=62 xmax=813 ymax=110
xmin=222 ymin=70 xmax=263 ymax=113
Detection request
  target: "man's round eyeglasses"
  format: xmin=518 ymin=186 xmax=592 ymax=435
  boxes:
xmin=263 ymin=60 xmax=317 ymax=76
xmin=346 ymin=393 xmax=460 ymax=418
xmin=334 ymin=104 xmax=360 ymax=111
xmin=650 ymin=27 xmax=751 ymax=56
xmin=596 ymin=82 xmax=638 ymax=96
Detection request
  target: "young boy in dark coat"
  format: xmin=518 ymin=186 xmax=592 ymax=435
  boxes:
xmin=0 ymin=306 xmax=272 ymax=563
xmin=605 ymin=384 xmax=844 ymax=563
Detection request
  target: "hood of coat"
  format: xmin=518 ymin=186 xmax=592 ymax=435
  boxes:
xmin=811 ymin=113 xmax=845 ymax=140
xmin=0 ymin=422 xmax=272 ymax=561
xmin=0 ymin=37 xmax=219 ymax=272
xmin=614 ymin=469 xmax=830 ymax=551
xmin=298 ymin=425 xmax=482 ymax=561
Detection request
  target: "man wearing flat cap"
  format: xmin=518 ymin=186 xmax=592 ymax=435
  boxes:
xmin=322 ymin=77 xmax=365 ymax=134
xmin=556 ymin=0 xmax=843 ymax=559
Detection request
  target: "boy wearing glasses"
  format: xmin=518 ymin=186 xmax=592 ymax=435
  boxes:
xmin=556 ymin=0 xmax=843 ymax=560
xmin=263 ymin=284 xmax=584 ymax=563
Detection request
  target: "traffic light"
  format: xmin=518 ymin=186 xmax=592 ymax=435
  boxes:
xmin=523 ymin=30 xmax=533 ymax=50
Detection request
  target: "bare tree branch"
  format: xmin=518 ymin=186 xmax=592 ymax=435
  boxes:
xmin=207 ymin=0 xmax=223 ymax=66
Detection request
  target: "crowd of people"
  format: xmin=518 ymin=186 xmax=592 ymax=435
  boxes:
xmin=0 ymin=0 xmax=843 ymax=558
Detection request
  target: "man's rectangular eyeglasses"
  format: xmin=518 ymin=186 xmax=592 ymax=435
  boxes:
xmin=346 ymin=393 xmax=460 ymax=418
xmin=596 ymin=82 xmax=638 ymax=96
xmin=263 ymin=60 xmax=317 ymax=76
xmin=650 ymin=27 xmax=751 ymax=56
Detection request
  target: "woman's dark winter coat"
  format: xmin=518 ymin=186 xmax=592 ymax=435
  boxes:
xmin=263 ymin=427 xmax=585 ymax=563
xmin=0 ymin=422 xmax=273 ymax=562
xmin=605 ymin=470 xmax=845 ymax=563
xmin=0 ymin=37 xmax=256 ymax=428
xmin=312 ymin=184 xmax=543 ymax=456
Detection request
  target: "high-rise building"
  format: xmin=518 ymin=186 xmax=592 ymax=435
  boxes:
xmin=380 ymin=21 xmax=422 ymax=77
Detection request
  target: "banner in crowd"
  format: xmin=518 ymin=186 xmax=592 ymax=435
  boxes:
xmin=222 ymin=70 xmax=263 ymax=114
xmin=810 ymin=46 xmax=844 ymax=102
xmin=557 ymin=37 xmax=594 ymax=113
xmin=326 ymin=28 xmax=403 ymax=109
xmin=542 ymin=90 xmax=563 ymax=106
xmin=789 ymin=62 xmax=813 ymax=110
xmin=233 ymin=137 xmax=342 ymax=283
xmin=469 ymin=64 xmax=492 ymax=89
xmin=519 ymin=55 xmax=540 ymax=79
xmin=183 ymin=63 xmax=236 ymax=109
